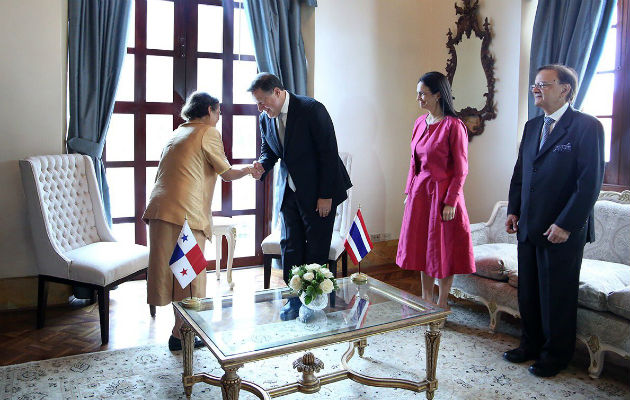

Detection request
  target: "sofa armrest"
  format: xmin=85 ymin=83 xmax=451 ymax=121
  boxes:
xmin=470 ymin=223 xmax=489 ymax=245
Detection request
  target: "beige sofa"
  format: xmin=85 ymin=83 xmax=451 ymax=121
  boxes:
xmin=451 ymin=191 xmax=630 ymax=378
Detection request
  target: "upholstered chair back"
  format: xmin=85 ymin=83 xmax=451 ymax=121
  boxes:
xmin=479 ymin=193 xmax=629 ymax=265
xmin=485 ymin=203 xmax=517 ymax=245
xmin=333 ymin=152 xmax=353 ymax=237
xmin=583 ymin=193 xmax=630 ymax=265
xmin=20 ymin=155 xmax=115 ymax=276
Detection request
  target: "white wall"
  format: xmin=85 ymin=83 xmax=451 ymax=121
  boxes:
xmin=0 ymin=0 xmax=535 ymax=278
xmin=0 ymin=0 xmax=67 ymax=278
xmin=313 ymin=0 xmax=533 ymax=238
xmin=465 ymin=0 xmax=528 ymax=222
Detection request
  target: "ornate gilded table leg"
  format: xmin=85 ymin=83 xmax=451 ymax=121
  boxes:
xmin=356 ymin=338 xmax=368 ymax=357
xmin=293 ymin=352 xmax=324 ymax=394
xmin=180 ymin=324 xmax=195 ymax=399
xmin=424 ymin=321 xmax=442 ymax=400
xmin=221 ymin=365 xmax=242 ymax=400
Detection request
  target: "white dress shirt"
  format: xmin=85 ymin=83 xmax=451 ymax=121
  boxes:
xmin=543 ymin=101 xmax=570 ymax=135
xmin=276 ymin=91 xmax=296 ymax=191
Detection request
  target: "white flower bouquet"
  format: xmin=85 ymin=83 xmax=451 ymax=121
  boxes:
xmin=288 ymin=263 xmax=339 ymax=305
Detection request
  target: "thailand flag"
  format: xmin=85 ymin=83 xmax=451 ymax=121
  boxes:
xmin=169 ymin=220 xmax=207 ymax=289
xmin=344 ymin=209 xmax=373 ymax=265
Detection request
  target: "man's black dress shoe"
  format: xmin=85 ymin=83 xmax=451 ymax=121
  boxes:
xmin=280 ymin=297 xmax=301 ymax=321
xmin=168 ymin=335 xmax=205 ymax=351
xmin=503 ymin=348 xmax=537 ymax=363
xmin=528 ymin=361 xmax=565 ymax=377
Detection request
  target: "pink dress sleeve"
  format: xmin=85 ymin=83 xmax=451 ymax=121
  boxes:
xmin=405 ymin=117 xmax=424 ymax=194
xmin=444 ymin=119 xmax=469 ymax=206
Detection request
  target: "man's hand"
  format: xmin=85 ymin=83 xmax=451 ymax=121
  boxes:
xmin=442 ymin=205 xmax=456 ymax=221
xmin=316 ymin=198 xmax=333 ymax=218
xmin=506 ymin=214 xmax=519 ymax=234
xmin=544 ymin=224 xmax=570 ymax=243
xmin=251 ymin=161 xmax=264 ymax=180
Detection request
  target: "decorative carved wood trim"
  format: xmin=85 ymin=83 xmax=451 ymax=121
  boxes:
xmin=446 ymin=0 xmax=497 ymax=139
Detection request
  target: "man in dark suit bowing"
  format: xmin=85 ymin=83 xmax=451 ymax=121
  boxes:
xmin=503 ymin=64 xmax=605 ymax=377
xmin=248 ymin=73 xmax=352 ymax=320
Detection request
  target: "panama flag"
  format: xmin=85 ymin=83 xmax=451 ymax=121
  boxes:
xmin=344 ymin=209 xmax=373 ymax=264
xmin=169 ymin=220 xmax=207 ymax=289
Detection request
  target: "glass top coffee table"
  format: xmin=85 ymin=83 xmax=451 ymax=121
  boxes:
xmin=174 ymin=276 xmax=450 ymax=400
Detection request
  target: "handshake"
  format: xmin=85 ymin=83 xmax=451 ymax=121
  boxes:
xmin=247 ymin=161 xmax=265 ymax=180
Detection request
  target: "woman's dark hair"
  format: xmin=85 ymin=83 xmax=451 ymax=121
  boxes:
xmin=418 ymin=71 xmax=457 ymax=117
xmin=180 ymin=91 xmax=219 ymax=121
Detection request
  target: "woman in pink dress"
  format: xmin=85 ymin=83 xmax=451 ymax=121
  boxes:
xmin=396 ymin=71 xmax=475 ymax=311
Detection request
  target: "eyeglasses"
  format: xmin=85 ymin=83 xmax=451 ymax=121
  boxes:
xmin=530 ymin=81 xmax=557 ymax=91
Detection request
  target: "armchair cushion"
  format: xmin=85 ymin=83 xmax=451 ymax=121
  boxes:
xmin=578 ymin=259 xmax=630 ymax=312
xmin=65 ymin=242 xmax=149 ymax=286
xmin=472 ymin=243 xmax=517 ymax=282
xmin=607 ymin=287 xmax=630 ymax=320
xmin=261 ymin=230 xmax=281 ymax=255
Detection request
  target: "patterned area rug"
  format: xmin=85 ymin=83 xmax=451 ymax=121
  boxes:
xmin=2 ymin=304 xmax=628 ymax=400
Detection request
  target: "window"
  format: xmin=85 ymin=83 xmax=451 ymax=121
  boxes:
xmin=581 ymin=0 xmax=630 ymax=190
xmin=105 ymin=0 xmax=264 ymax=268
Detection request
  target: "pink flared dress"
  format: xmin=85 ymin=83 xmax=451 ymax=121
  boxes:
xmin=396 ymin=115 xmax=475 ymax=279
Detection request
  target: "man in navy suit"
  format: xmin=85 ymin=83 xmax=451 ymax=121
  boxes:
xmin=248 ymin=73 xmax=352 ymax=320
xmin=503 ymin=64 xmax=605 ymax=377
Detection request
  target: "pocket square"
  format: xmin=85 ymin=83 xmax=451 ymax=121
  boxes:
xmin=553 ymin=143 xmax=572 ymax=153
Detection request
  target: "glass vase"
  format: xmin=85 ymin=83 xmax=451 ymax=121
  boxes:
xmin=299 ymin=292 xmax=328 ymax=311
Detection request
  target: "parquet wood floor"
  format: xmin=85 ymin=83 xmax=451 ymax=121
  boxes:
xmin=1 ymin=264 xmax=627 ymax=383
xmin=0 ymin=267 xmax=281 ymax=366
xmin=0 ymin=265 xmax=410 ymax=366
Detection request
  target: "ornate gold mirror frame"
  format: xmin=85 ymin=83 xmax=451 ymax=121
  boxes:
xmin=446 ymin=0 xmax=496 ymax=139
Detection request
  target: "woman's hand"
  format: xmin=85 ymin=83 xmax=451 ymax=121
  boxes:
xmin=221 ymin=164 xmax=257 ymax=181
xmin=442 ymin=205 xmax=455 ymax=221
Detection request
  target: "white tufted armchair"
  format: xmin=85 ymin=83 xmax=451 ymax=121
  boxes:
xmin=19 ymin=154 xmax=152 ymax=345
xmin=261 ymin=152 xmax=353 ymax=289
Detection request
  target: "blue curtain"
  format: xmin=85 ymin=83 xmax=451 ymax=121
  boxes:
xmin=528 ymin=0 xmax=616 ymax=119
xmin=67 ymin=0 xmax=132 ymax=224
xmin=243 ymin=0 xmax=316 ymax=229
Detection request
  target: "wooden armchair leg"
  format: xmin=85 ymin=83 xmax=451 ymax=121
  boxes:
xmin=36 ymin=276 xmax=48 ymax=329
xmin=263 ymin=255 xmax=272 ymax=289
xmin=149 ymin=305 xmax=156 ymax=318
xmin=328 ymin=260 xmax=338 ymax=278
xmin=97 ymin=287 xmax=110 ymax=345
xmin=342 ymin=251 xmax=348 ymax=277
xmin=328 ymin=261 xmax=337 ymax=308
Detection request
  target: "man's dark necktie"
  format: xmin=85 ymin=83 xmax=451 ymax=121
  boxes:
xmin=539 ymin=116 xmax=555 ymax=150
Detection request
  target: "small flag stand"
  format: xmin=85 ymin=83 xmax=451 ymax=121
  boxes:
xmin=344 ymin=205 xmax=372 ymax=284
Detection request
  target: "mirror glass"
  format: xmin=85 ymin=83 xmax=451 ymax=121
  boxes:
xmin=445 ymin=0 xmax=496 ymax=138
xmin=451 ymin=36 xmax=486 ymax=111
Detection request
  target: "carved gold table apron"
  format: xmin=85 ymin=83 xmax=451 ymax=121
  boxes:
xmin=173 ymin=277 xmax=450 ymax=400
